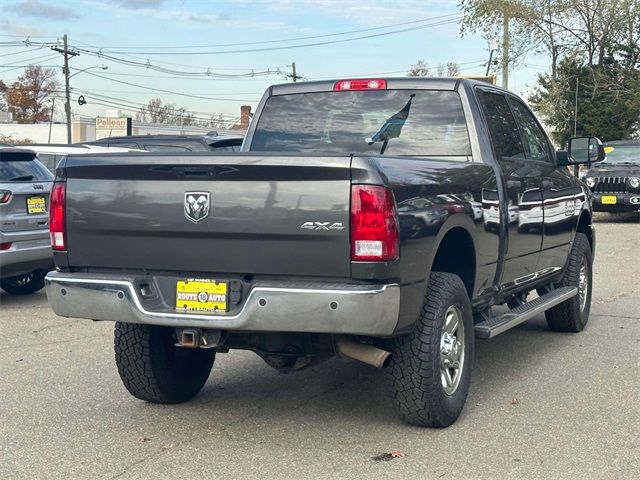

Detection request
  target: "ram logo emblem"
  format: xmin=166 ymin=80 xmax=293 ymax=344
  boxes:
xmin=184 ymin=192 xmax=210 ymax=223
xmin=300 ymin=222 xmax=345 ymax=231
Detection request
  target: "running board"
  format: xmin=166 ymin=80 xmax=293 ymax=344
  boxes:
xmin=474 ymin=287 xmax=577 ymax=339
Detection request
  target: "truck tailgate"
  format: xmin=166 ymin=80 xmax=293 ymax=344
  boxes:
xmin=63 ymin=154 xmax=351 ymax=277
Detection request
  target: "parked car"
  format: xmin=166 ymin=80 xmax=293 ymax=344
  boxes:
xmin=45 ymin=78 xmax=602 ymax=427
xmin=26 ymin=144 xmax=146 ymax=172
xmin=582 ymin=139 xmax=640 ymax=214
xmin=82 ymin=132 xmax=244 ymax=152
xmin=0 ymin=146 xmax=54 ymax=294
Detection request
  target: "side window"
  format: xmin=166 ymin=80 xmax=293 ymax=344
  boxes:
xmin=477 ymin=90 xmax=526 ymax=161
xmin=509 ymin=99 xmax=553 ymax=163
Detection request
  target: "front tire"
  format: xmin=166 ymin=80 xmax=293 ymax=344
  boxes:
xmin=114 ymin=323 xmax=215 ymax=404
xmin=545 ymin=233 xmax=592 ymax=332
xmin=389 ymin=272 xmax=474 ymax=427
xmin=0 ymin=270 xmax=46 ymax=295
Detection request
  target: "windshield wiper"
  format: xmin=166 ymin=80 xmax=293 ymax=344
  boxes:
xmin=9 ymin=175 xmax=34 ymax=181
xmin=367 ymin=94 xmax=415 ymax=155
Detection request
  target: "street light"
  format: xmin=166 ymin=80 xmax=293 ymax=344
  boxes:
xmin=63 ymin=65 xmax=108 ymax=144
xmin=69 ymin=64 xmax=108 ymax=79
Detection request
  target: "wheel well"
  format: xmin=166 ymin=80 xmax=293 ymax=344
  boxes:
xmin=431 ymin=227 xmax=476 ymax=297
xmin=576 ymin=212 xmax=593 ymax=251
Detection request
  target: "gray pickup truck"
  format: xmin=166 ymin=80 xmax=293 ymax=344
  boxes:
xmin=46 ymin=78 xmax=603 ymax=427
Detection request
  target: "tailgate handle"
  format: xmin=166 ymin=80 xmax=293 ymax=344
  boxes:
xmin=174 ymin=167 xmax=214 ymax=177
xmin=37 ymin=220 xmax=47 ymax=225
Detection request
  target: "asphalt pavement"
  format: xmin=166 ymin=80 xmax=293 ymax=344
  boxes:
xmin=1 ymin=213 xmax=638 ymax=480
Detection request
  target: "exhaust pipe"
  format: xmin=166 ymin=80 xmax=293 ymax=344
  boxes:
xmin=335 ymin=338 xmax=391 ymax=369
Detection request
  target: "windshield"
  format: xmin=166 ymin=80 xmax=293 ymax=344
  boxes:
xmin=604 ymin=144 xmax=640 ymax=164
xmin=251 ymin=89 xmax=471 ymax=156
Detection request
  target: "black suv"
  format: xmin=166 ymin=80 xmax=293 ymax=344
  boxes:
xmin=82 ymin=133 xmax=244 ymax=152
xmin=582 ymin=140 xmax=640 ymax=214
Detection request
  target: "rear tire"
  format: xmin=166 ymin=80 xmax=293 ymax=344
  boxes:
xmin=0 ymin=270 xmax=46 ymax=295
xmin=545 ymin=233 xmax=592 ymax=332
xmin=114 ymin=323 xmax=215 ymax=404
xmin=389 ymin=272 xmax=474 ymax=427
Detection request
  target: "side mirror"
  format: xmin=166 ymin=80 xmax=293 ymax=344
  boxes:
xmin=563 ymin=136 xmax=605 ymax=165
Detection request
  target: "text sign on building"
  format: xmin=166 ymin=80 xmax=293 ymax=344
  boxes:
xmin=95 ymin=117 xmax=132 ymax=140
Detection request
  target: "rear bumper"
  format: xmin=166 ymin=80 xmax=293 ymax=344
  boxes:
xmin=45 ymin=272 xmax=401 ymax=336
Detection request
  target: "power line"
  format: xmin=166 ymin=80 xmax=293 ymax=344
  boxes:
xmin=74 ymin=16 xmax=462 ymax=56
xmin=75 ymin=90 xmax=242 ymax=119
xmin=78 ymin=70 xmax=262 ymax=102
xmin=68 ymin=13 xmax=460 ymax=50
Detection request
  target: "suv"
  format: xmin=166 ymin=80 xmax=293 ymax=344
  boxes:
xmin=83 ymin=133 xmax=244 ymax=152
xmin=0 ymin=147 xmax=54 ymax=294
xmin=582 ymin=140 xmax=640 ymax=214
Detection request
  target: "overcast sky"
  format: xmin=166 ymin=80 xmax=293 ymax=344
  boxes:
xmin=1 ymin=0 xmax=549 ymax=122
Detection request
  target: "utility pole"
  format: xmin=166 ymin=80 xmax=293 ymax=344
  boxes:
xmin=48 ymin=99 xmax=55 ymax=143
xmin=287 ymin=62 xmax=303 ymax=82
xmin=574 ymin=77 xmax=579 ymax=136
xmin=51 ymin=34 xmax=79 ymax=144
xmin=502 ymin=14 xmax=509 ymax=89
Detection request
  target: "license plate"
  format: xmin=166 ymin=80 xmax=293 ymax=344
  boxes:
xmin=175 ymin=279 xmax=228 ymax=313
xmin=601 ymin=195 xmax=617 ymax=205
xmin=26 ymin=196 xmax=46 ymax=214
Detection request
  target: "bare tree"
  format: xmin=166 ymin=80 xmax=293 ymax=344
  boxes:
xmin=409 ymin=60 xmax=461 ymax=77
xmin=407 ymin=60 xmax=431 ymax=77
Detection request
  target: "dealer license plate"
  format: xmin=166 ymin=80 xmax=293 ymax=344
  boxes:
xmin=601 ymin=195 xmax=617 ymax=205
xmin=26 ymin=196 xmax=46 ymax=214
xmin=175 ymin=279 xmax=228 ymax=313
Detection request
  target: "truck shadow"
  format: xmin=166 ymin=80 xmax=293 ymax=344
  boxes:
xmin=166 ymin=314 xmax=574 ymax=431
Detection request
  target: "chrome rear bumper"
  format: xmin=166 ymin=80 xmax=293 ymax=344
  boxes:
xmin=45 ymin=272 xmax=400 ymax=336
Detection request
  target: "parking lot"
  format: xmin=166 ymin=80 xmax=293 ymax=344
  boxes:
xmin=1 ymin=213 xmax=638 ymax=480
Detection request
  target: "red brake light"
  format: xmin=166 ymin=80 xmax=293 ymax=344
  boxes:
xmin=351 ymin=185 xmax=399 ymax=262
xmin=49 ymin=182 xmax=66 ymax=251
xmin=334 ymin=79 xmax=387 ymax=91
xmin=0 ymin=242 xmax=12 ymax=251
xmin=0 ymin=190 xmax=11 ymax=204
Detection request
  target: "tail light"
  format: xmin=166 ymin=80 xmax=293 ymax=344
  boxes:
xmin=334 ymin=79 xmax=387 ymax=91
xmin=0 ymin=190 xmax=11 ymax=204
xmin=351 ymin=185 xmax=399 ymax=262
xmin=0 ymin=242 xmax=12 ymax=251
xmin=49 ymin=181 xmax=66 ymax=251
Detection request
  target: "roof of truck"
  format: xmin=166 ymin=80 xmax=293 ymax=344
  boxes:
xmin=268 ymin=77 xmax=506 ymax=96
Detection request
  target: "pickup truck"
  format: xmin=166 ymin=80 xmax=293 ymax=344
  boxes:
xmin=45 ymin=78 xmax=604 ymax=427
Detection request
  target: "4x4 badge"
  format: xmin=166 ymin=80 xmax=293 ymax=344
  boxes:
xmin=184 ymin=192 xmax=210 ymax=223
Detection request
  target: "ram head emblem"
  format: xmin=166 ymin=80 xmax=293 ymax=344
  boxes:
xmin=184 ymin=192 xmax=210 ymax=223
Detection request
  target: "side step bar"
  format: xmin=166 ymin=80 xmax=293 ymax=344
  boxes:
xmin=474 ymin=286 xmax=577 ymax=339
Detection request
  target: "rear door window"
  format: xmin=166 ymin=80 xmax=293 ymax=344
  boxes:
xmin=0 ymin=159 xmax=53 ymax=182
xmin=251 ymin=89 xmax=471 ymax=156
